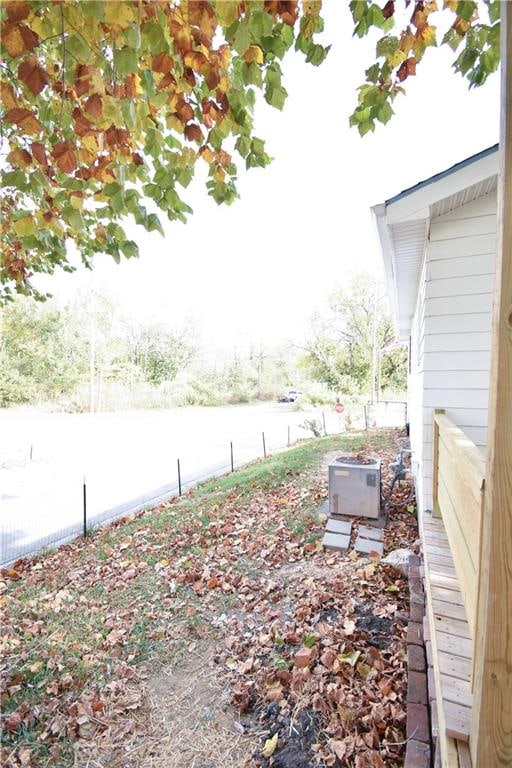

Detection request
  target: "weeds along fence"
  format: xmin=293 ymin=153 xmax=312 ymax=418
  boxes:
xmin=0 ymin=407 xmax=352 ymax=566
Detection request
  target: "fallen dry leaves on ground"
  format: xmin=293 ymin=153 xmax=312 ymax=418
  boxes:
xmin=1 ymin=429 xmax=418 ymax=768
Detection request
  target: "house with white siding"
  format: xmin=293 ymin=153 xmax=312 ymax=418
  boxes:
xmin=372 ymin=144 xmax=498 ymax=515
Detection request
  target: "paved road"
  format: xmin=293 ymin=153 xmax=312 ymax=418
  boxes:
xmin=0 ymin=402 xmax=347 ymax=564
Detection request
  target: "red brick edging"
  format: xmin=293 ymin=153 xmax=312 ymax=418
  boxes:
xmin=404 ymin=554 xmax=432 ymax=768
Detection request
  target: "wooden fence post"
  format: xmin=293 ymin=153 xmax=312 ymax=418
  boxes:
xmin=471 ymin=3 xmax=512 ymax=764
xmin=432 ymin=409 xmax=444 ymax=518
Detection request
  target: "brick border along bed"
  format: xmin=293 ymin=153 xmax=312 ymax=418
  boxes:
xmin=404 ymin=554 xmax=432 ymax=768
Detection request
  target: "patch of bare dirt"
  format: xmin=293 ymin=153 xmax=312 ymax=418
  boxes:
xmin=73 ymin=643 xmax=258 ymax=768
xmin=142 ymin=644 xmax=258 ymax=768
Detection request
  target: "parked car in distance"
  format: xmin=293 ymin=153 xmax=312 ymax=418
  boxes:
xmin=277 ymin=389 xmax=303 ymax=403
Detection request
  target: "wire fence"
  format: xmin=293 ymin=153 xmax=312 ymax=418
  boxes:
xmin=1 ymin=406 xmax=349 ymax=566
xmin=0 ymin=401 xmax=408 ymax=566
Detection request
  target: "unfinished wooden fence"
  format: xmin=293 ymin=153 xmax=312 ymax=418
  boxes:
xmin=421 ymin=410 xmax=486 ymax=767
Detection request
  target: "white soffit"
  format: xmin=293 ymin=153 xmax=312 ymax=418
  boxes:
xmin=389 ymin=219 xmax=428 ymax=340
xmin=430 ymin=175 xmax=498 ymax=218
xmin=372 ymin=146 xmax=498 ymax=341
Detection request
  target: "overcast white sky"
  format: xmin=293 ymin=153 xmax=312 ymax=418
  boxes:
xmin=35 ymin=1 xmax=500 ymax=353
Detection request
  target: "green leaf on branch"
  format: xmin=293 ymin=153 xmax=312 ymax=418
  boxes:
xmin=233 ymin=20 xmax=251 ymax=55
xmin=114 ymin=47 xmax=138 ymax=75
xmin=120 ymin=240 xmax=139 ymax=258
xmin=146 ymin=214 xmax=165 ymax=237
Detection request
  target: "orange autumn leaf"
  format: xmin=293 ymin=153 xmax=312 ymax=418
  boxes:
xmin=453 ymin=16 xmax=471 ymax=36
xmin=185 ymin=123 xmax=202 ymax=142
xmin=18 ymin=56 xmax=50 ymax=95
xmin=0 ymin=82 xmax=18 ymax=110
xmin=52 ymin=141 xmax=78 ymax=174
xmin=397 ymin=57 xmax=417 ymax=82
xmin=382 ymin=0 xmax=395 ymax=19
xmin=31 ymin=141 xmax=48 ymax=167
xmin=74 ymin=64 xmax=95 ymax=97
xmin=243 ymin=45 xmax=264 ymax=65
xmin=84 ymin=94 xmax=103 ymax=119
xmin=176 ymin=100 xmax=194 ymax=123
xmin=152 ymin=52 xmax=173 ymax=73
xmin=124 ymin=73 xmax=141 ymax=98
xmin=4 ymin=107 xmax=42 ymax=134
xmin=7 ymin=147 xmax=32 ymax=166
xmin=73 ymin=109 xmax=95 ymax=137
xmin=1 ymin=23 xmax=39 ymax=58
xmin=5 ymin=1 xmax=31 ymax=22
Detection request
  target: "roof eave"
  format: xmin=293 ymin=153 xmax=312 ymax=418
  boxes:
xmin=373 ymin=146 xmax=499 ymax=341
xmin=372 ymin=203 xmax=401 ymax=338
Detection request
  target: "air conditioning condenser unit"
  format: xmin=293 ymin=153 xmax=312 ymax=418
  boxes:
xmin=328 ymin=455 xmax=381 ymax=519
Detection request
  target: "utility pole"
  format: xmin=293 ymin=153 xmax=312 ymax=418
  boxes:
xmin=370 ymin=282 xmax=378 ymax=403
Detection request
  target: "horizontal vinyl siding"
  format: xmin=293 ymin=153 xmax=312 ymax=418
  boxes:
xmin=423 ymin=370 xmax=490 ymax=389
xmin=425 ymin=313 xmax=492 ymax=334
xmin=426 ymin=294 xmax=493 ymax=316
xmin=427 ymin=254 xmax=494 ymax=280
xmin=422 ymin=407 xmax=489 ymax=429
xmin=423 ymin=388 xmax=489 ymax=409
xmin=429 ymin=214 xmax=496 ymax=241
xmin=417 ymin=191 xmax=496 ymax=514
xmin=423 ymin=332 xmax=491 ymax=353
xmin=425 ymin=274 xmax=494 ymax=298
xmin=428 ymin=233 xmax=496 ymax=259
xmin=423 ymin=350 xmax=491 ymax=370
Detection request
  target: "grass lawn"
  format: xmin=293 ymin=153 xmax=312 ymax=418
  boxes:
xmin=1 ymin=429 xmax=417 ymax=768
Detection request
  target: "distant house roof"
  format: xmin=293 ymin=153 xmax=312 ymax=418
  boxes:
xmin=372 ymin=145 xmax=499 ymax=341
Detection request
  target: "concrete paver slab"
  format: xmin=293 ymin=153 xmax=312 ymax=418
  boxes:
xmin=354 ymin=536 xmax=384 ymax=556
xmin=326 ymin=518 xmax=352 ymax=535
xmin=358 ymin=525 xmax=384 ymax=541
xmin=322 ymin=532 xmax=350 ymax=551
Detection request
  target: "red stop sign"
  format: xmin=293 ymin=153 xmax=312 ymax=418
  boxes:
xmin=335 ymin=402 xmax=344 ymax=414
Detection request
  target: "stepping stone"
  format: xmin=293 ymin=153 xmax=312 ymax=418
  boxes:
xmin=322 ymin=532 xmax=350 ymax=552
xmin=325 ymin=518 xmax=352 ymax=535
xmin=354 ymin=536 xmax=384 ymax=556
xmin=358 ymin=525 xmax=384 ymax=542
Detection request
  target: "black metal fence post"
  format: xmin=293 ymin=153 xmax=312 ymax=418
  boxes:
xmin=177 ymin=458 xmax=182 ymax=496
xmin=262 ymin=431 xmax=267 ymax=458
xmin=230 ymin=441 xmax=234 ymax=472
xmin=83 ymin=477 xmax=87 ymax=538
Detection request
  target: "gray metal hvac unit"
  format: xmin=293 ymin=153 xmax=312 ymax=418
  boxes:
xmin=328 ymin=456 xmax=381 ymax=519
